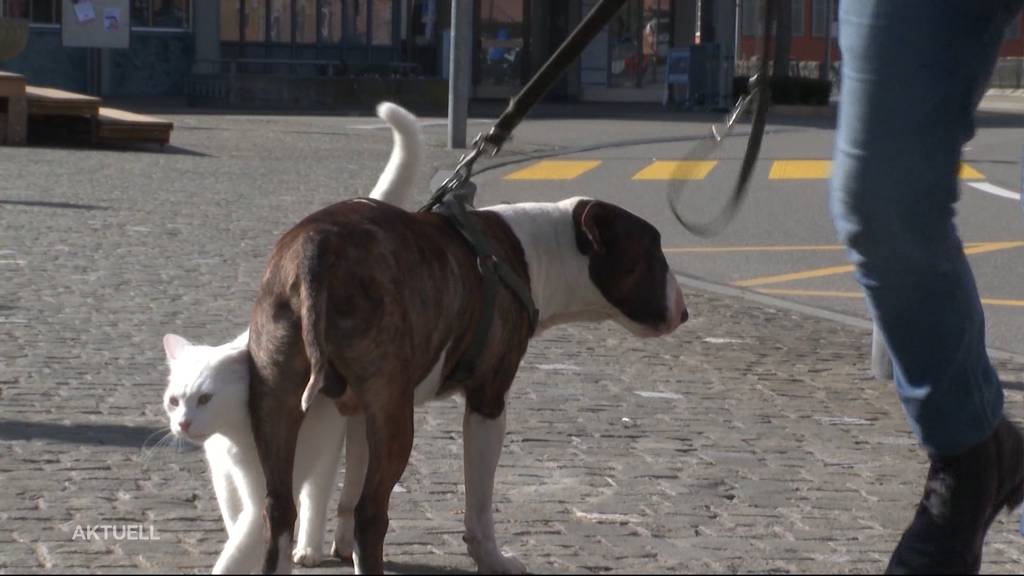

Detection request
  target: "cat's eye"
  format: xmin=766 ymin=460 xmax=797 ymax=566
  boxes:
xmin=197 ymin=393 xmax=213 ymax=406
xmin=168 ymin=396 xmax=179 ymax=407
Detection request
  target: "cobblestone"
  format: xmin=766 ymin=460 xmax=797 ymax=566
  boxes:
xmin=1 ymin=112 xmax=1022 ymax=573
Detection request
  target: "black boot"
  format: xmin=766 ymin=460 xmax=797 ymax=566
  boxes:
xmin=886 ymin=418 xmax=1024 ymax=574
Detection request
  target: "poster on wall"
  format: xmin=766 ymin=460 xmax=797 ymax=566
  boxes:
xmin=62 ymin=0 xmax=130 ymax=48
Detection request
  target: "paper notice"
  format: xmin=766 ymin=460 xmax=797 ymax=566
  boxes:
xmin=73 ymin=1 xmax=96 ymax=23
xmin=103 ymin=7 xmax=120 ymax=30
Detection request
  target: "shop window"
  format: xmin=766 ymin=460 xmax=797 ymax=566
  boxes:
xmin=220 ymin=0 xmax=240 ymax=41
xmin=812 ymin=0 xmax=835 ymax=38
xmin=741 ymin=0 xmax=764 ymax=37
xmin=609 ymin=0 xmax=669 ymax=89
xmin=371 ymin=0 xmax=390 ymax=45
xmin=478 ymin=0 xmax=524 ymax=89
xmin=790 ymin=0 xmax=803 ymax=37
xmin=318 ymin=0 xmax=341 ymax=42
xmin=270 ymin=0 xmax=290 ymax=41
xmin=244 ymin=0 xmax=266 ymax=41
xmin=7 ymin=0 xmax=60 ymax=24
xmin=130 ymin=0 xmax=189 ymax=28
xmin=353 ymin=0 xmax=367 ymax=44
xmin=295 ymin=0 xmax=314 ymax=43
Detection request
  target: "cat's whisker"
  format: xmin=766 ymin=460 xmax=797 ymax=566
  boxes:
xmin=140 ymin=429 xmax=176 ymax=467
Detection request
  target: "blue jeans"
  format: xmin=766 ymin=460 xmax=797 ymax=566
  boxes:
xmin=830 ymin=0 xmax=1022 ymax=455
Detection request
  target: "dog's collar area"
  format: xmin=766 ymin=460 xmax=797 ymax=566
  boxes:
xmin=434 ymin=194 xmax=539 ymax=385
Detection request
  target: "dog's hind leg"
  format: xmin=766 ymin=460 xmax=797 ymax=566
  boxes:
xmin=463 ymin=408 xmax=527 ymax=574
xmin=353 ymin=393 xmax=414 ymax=574
xmin=250 ymin=361 xmax=305 ymax=575
xmin=332 ymin=414 xmax=368 ymax=564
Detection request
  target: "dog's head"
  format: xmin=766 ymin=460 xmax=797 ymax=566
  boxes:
xmin=572 ymin=199 xmax=687 ymax=337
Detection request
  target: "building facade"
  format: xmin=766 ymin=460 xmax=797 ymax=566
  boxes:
xmin=0 ymin=0 xmax=709 ymax=105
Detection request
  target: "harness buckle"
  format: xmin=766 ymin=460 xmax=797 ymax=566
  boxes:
xmin=476 ymin=254 xmax=498 ymax=275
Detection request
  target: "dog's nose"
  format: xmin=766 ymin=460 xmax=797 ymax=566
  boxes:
xmin=179 ymin=419 xmax=191 ymax=433
xmin=680 ymin=307 xmax=689 ymax=324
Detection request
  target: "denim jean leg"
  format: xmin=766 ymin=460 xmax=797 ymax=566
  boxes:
xmin=829 ymin=0 xmax=1019 ymax=456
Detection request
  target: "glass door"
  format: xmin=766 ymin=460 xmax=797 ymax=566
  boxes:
xmin=475 ymin=0 xmax=525 ymax=98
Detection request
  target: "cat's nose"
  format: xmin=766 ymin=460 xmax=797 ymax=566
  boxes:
xmin=179 ymin=419 xmax=191 ymax=433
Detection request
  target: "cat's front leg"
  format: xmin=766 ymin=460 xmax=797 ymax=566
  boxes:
xmin=212 ymin=506 xmax=265 ymax=574
xmin=331 ymin=415 xmax=368 ymax=563
xmin=206 ymin=436 xmax=243 ymax=535
xmin=291 ymin=398 xmax=347 ymax=567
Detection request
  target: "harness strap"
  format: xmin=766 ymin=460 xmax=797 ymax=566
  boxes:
xmin=435 ymin=196 xmax=539 ymax=384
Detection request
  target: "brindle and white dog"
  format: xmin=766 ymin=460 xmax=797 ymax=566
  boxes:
xmin=247 ymin=120 xmax=689 ymax=575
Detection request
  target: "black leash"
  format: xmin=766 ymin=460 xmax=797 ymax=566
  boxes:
xmin=667 ymin=0 xmax=776 ymax=237
xmin=419 ymin=0 xmax=631 ymax=214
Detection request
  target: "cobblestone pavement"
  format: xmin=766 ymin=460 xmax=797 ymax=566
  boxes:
xmin=1 ymin=113 xmax=1022 ymax=574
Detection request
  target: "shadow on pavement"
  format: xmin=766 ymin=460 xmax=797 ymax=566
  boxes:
xmin=0 ymin=419 xmax=165 ymax=448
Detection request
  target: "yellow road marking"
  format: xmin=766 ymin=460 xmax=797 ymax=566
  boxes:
xmin=504 ymin=160 xmax=601 ymax=180
xmin=632 ymin=160 xmax=717 ymax=180
xmin=769 ymin=160 xmax=832 ymax=180
xmin=731 ymin=241 xmax=1024 ymax=288
xmin=756 ymin=288 xmax=1024 ymax=308
xmin=756 ymin=288 xmax=863 ymax=298
xmin=753 ymin=160 xmax=984 ymax=180
xmin=959 ymin=163 xmax=984 ymax=180
xmin=734 ymin=264 xmax=854 ymax=287
xmin=665 ymin=245 xmax=845 ymax=253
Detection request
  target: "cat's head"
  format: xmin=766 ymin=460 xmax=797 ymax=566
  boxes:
xmin=161 ymin=330 xmax=250 ymax=444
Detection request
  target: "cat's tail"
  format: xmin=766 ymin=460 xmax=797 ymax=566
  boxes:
xmin=299 ymin=236 xmax=331 ymax=413
xmin=368 ymin=102 xmax=423 ymax=210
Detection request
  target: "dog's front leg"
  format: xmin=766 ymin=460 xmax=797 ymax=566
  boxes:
xmin=463 ymin=408 xmax=526 ymax=574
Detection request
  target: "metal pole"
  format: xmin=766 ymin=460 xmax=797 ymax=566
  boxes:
xmin=448 ymin=0 xmax=471 ymax=149
xmin=822 ymin=0 xmax=832 ymax=82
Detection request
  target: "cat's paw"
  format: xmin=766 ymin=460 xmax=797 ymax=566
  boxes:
xmin=291 ymin=546 xmax=322 ymax=567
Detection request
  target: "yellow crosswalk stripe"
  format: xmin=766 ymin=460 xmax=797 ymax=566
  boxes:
xmin=959 ymin=163 xmax=984 ymax=180
xmin=769 ymin=160 xmax=832 ymax=180
xmin=632 ymin=160 xmax=717 ymax=180
xmin=503 ymin=160 xmax=601 ymax=181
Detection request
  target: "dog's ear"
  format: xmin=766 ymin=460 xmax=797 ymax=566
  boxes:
xmin=163 ymin=333 xmax=191 ymax=362
xmin=573 ymin=199 xmax=605 ymax=255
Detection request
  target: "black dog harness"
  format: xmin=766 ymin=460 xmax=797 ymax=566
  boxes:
xmin=434 ymin=186 xmax=539 ymax=385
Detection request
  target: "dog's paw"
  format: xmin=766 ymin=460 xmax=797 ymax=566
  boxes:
xmin=477 ymin=553 xmax=527 ymax=575
xmin=465 ymin=534 xmax=527 ymax=574
xmin=330 ymin=537 xmax=354 ymax=565
xmin=291 ymin=546 xmax=322 ymax=567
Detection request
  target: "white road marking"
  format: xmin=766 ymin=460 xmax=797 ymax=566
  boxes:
xmin=967 ymin=181 xmax=1021 ymax=201
xmin=351 ymin=119 xmax=492 ymax=130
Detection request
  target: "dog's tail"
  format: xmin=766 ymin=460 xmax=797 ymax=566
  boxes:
xmin=368 ymin=102 xmax=422 ymax=209
xmin=299 ymin=236 xmax=331 ymax=413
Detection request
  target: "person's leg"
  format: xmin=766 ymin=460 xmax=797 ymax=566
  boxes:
xmin=830 ymin=0 xmax=1024 ymax=572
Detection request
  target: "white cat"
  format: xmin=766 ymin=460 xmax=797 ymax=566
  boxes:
xmin=161 ymin=101 xmax=422 ymax=574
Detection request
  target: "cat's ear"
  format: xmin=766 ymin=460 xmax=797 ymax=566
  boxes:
xmin=163 ymin=333 xmax=192 ymax=362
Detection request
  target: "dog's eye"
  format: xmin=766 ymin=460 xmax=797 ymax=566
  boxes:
xmin=197 ymin=393 xmax=213 ymax=406
xmin=168 ymin=396 xmax=179 ymax=407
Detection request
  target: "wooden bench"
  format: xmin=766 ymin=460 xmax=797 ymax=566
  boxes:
xmin=0 ymin=71 xmax=27 ymax=145
xmin=95 ymin=107 xmax=173 ymax=147
xmin=25 ymin=85 xmax=101 ymax=118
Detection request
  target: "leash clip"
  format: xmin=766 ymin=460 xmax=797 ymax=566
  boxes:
xmin=476 ymin=254 xmax=498 ymax=276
